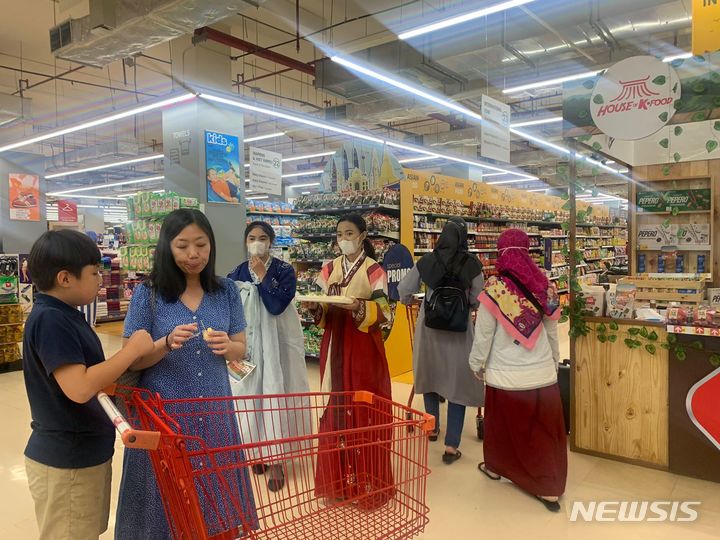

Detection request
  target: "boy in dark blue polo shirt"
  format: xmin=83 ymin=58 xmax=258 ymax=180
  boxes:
xmin=22 ymin=230 xmax=154 ymax=539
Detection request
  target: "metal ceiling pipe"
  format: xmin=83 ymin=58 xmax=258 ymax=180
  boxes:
xmin=194 ymin=26 xmax=315 ymax=76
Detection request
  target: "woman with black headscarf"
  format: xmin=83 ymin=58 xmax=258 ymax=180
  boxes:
xmin=398 ymin=217 xmax=485 ymax=464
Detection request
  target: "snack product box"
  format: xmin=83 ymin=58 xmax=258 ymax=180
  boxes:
xmin=636 ymin=224 xmax=678 ymax=250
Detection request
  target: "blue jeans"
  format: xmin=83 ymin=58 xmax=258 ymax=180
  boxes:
xmin=424 ymin=393 xmax=466 ymax=449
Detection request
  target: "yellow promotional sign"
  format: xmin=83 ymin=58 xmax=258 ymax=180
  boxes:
xmin=692 ymin=0 xmax=720 ymax=55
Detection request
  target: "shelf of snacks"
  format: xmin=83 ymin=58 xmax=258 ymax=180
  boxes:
xmin=246 ymin=198 xmax=303 ymax=216
xmin=96 ymin=254 xmax=129 ymax=324
xmin=0 ymin=303 xmax=23 ymax=373
xmin=630 ymin=172 xmax=713 ymax=277
xmin=294 ymin=189 xmax=400 ymax=215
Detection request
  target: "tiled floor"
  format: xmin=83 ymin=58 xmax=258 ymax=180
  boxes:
xmin=2 ymin=326 xmax=718 ymax=539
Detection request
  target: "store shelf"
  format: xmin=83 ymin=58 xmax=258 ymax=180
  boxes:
xmin=305 ymin=353 xmax=321 ymax=360
xmin=247 ymin=211 xmax=307 ymax=217
xmin=291 ymin=259 xmax=327 ymax=265
xmin=543 ymin=235 xmax=568 ymax=239
xmin=666 ymin=325 xmax=720 ymax=337
xmin=586 ymin=269 xmax=604 ymax=274
xmin=413 ymin=212 xmax=563 ymax=228
xmin=296 ymin=231 xmax=400 ymax=240
xmin=0 ymin=360 xmax=22 ymax=374
xmin=637 ymin=210 xmax=712 ymax=215
xmin=552 ymin=263 xmax=569 ymax=268
xmin=302 ymin=204 xmax=400 ymax=215
xmin=637 ymin=245 xmax=712 ymax=252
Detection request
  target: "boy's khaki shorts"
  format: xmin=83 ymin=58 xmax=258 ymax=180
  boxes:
xmin=25 ymin=457 xmax=112 ymax=540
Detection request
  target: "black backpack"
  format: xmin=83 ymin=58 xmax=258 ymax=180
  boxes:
xmin=424 ymin=254 xmax=470 ymax=333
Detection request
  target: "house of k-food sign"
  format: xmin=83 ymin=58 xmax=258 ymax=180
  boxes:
xmin=591 ymin=56 xmax=681 ymax=140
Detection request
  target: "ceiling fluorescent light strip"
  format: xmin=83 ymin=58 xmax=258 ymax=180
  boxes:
xmin=509 ymin=117 xmax=563 ymax=128
xmin=292 ymin=182 xmax=322 ymax=188
xmin=502 ymin=71 xmax=600 ymax=94
xmin=45 ymin=154 xmax=164 ymax=179
xmin=46 ymin=194 xmax=126 ymax=201
xmin=487 ymin=178 xmax=534 ymax=185
xmin=662 ymin=52 xmax=692 ymax=63
xmin=528 ymin=188 xmax=549 ymax=192
xmin=0 ymin=93 xmax=195 ymax=154
xmin=398 ymin=0 xmax=535 ymax=40
xmin=282 ymin=151 xmax=335 ymax=162
xmin=48 ymin=175 xmax=165 ymax=196
xmin=398 ymin=156 xmax=438 ymax=164
xmin=282 ymin=170 xmax=324 ymax=178
xmin=200 ymin=93 xmax=533 ymax=179
xmin=245 ymin=132 xmax=286 ymax=143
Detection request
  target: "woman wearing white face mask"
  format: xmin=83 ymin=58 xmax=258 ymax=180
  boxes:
xmin=301 ymin=214 xmax=394 ymax=510
xmin=227 ymin=221 xmax=310 ymax=492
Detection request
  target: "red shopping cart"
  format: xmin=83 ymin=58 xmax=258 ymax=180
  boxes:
xmin=99 ymin=385 xmax=434 ymax=540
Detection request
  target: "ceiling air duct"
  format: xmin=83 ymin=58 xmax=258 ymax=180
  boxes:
xmin=49 ymin=0 xmax=259 ymax=67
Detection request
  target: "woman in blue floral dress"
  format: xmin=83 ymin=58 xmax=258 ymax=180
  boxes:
xmin=115 ymin=209 xmax=256 ymax=539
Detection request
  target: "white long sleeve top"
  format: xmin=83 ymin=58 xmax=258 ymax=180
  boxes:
xmin=468 ymin=306 xmax=561 ymax=391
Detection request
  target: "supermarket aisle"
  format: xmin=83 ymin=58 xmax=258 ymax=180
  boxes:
xmin=2 ymin=330 xmax=719 ymax=539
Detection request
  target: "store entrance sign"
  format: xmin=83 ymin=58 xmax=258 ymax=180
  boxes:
xmin=692 ymin=0 xmax=720 ymax=55
xmin=481 ymin=95 xmax=510 ymax=163
xmin=249 ymin=146 xmax=283 ymax=196
xmin=590 ymin=56 xmax=681 ymax=140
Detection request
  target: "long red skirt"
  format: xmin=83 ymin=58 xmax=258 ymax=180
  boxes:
xmin=314 ymin=309 xmax=395 ymax=509
xmin=484 ymin=383 xmax=567 ymax=497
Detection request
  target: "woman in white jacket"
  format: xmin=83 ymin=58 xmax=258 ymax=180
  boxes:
xmin=469 ymin=228 xmax=567 ymax=513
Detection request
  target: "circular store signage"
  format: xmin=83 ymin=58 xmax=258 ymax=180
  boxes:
xmin=590 ymin=56 xmax=681 ymax=141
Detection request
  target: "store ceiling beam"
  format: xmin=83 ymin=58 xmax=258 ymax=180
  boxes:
xmin=195 ymin=26 xmax=315 ymax=76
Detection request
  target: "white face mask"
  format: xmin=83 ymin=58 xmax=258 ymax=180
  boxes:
xmin=339 ymin=239 xmax=360 ymax=256
xmin=247 ymin=241 xmax=268 ymax=257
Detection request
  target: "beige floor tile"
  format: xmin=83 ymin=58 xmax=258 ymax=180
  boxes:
xmin=3 ymin=330 xmax=718 ymax=539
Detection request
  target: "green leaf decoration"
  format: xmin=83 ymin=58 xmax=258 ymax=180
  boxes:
xmin=659 ymin=138 xmax=669 ymax=148
xmin=671 ymin=207 xmax=680 ymax=216
xmin=652 ymin=75 xmax=667 ymax=85
xmin=671 ymin=59 xmax=685 ymax=68
xmin=628 ymin=327 xmax=640 ymax=336
xmin=640 ymin=327 xmax=649 ymax=338
xmin=692 ymin=83 xmax=706 ymax=94
xmin=692 ymin=111 xmax=708 ymax=122
xmin=661 ymin=343 xmax=670 ymax=350
xmin=648 ymin=331 xmax=658 ymax=342
xmin=714 ymin=121 xmax=720 ymax=132
xmin=592 ymin=142 xmax=602 ymax=151
xmin=711 ymin=72 xmax=720 ymax=83
xmin=677 ymin=349 xmax=687 ymax=361
xmin=645 ymin=344 xmax=657 ymax=355
xmin=624 ymin=338 xmax=636 ymax=348
xmin=586 ymin=205 xmax=593 ymax=215
xmin=673 ymin=152 xmax=682 ymax=163
xmin=709 ymin=354 xmax=720 ymax=368
xmin=583 ymin=80 xmax=595 ymax=90
xmin=634 ymin=339 xmax=643 ymax=348
xmin=691 ymin=340 xmax=704 ymax=351
xmin=577 ymin=210 xmax=587 ymax=222
xmin=597 ymin=323 xmax=607 ymax=334
xmin=578 ymin=135 xmax=592 ymax=142
xmin=672 ymin=82 xmax=679 ymax=92
xmin=598 ymin=334 xmax=608 ymax=343
xmin=562 ymin=200 xmax=572 ymax=211
xmin=608 ymin=334 xmax=618 ymax=343
xmin=593 ymin=94 xmax=604 ymax=105
xmin=658 ymin=112 xmax=669 ymax=123
xmin=674 ymin=126 xmax=683 ymax=136
xmin=693 ymin=55 xmax=706 ymax=62
xmin=662 ymin=166 xmax=671 ymax=176
xmin=561 ymin=222 xmax=569 ymax=232
xmin=663 ymin=218 xmax=671 ymax=227
xmin=667 ymin=333 xmax=678 ymax=344
xmin=559 ymin=315 xmax=569 ymax=324
xmin=707 ymin=140 xmax=718 ymax=153
xmin=673 ymin=100 xmax=683 ymax=110
xmin=609 ymin=321 xmax=619 ymax=331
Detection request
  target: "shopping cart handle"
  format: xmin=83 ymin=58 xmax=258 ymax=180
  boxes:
xmin=97 ymin=391 xmax=161 ymax=450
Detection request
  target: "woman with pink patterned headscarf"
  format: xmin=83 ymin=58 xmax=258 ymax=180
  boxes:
xmin=468 ymin=228 xmax=567 ymax=513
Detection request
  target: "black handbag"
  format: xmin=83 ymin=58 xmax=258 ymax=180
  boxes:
xmin=424 ymin=254 xmax=470 ymax=333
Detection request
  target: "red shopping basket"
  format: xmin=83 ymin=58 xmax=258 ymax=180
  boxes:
xmin=99 ymin=386 xmax=435 ymax=540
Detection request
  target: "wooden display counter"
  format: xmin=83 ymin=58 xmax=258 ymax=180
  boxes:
xmin=573 ymin=317 xmax=669 ymax=469
xmin=573 ymin=317 xmax=720 ymax=483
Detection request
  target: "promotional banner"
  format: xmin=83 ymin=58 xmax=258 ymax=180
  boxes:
xmin=204 ymin=130 xmax=242 ymax=204
xmin=481 ymin=94 xmax=511 ymax=162
xmin=322 ymin=141 xmax=404 ymax=193
xmin=57 ymin=200 xmax=78 ymax=222
xmin=636 ymin=189 xmax=711 ymax=213
xmin=8 ymin=173 xmax=40 ymax=221
xmin=382 ymin=244 xmax=415 ymax=301
xmin=249 ymin=146 xmax=283 ymax=196
xmin=692 ymin=0 xmax=720 ymax=55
